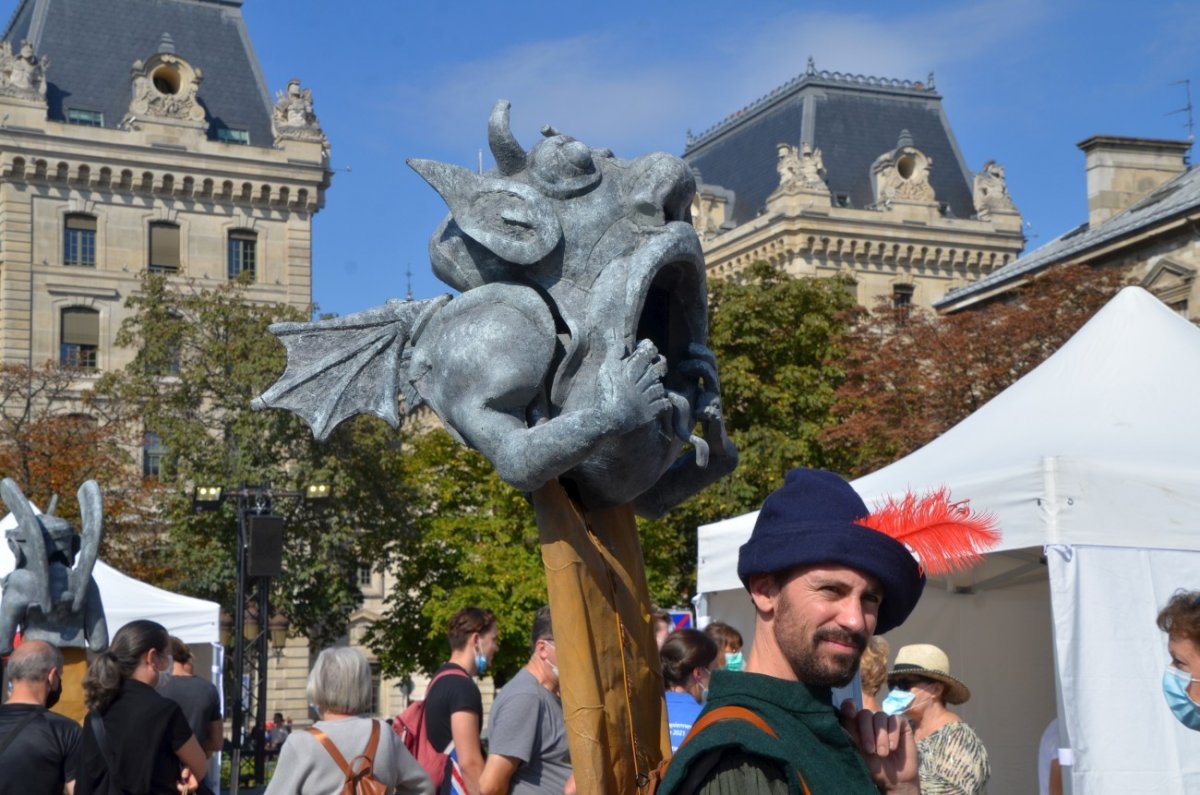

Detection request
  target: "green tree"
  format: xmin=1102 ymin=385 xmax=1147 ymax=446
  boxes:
xmin=364 ymin=427 xmax=547 ymax=681
xmin=824 ymin=263 xmax=1128 ymax=477
xmin=638 ymin=261 xmax=861 ymax=605
xmin=93 ymin=272 xmax=412 ymax=647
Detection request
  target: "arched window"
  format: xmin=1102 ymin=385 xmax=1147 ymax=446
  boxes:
xmin=60 ymin=307 xmax=100 ymax=370
xmin=149 ymin=222 xmax=180 ymax=273
xmin=228 ymin=229 xmax=257 ymax=279
xmin=64 ymin=214 xmax=97 ymax=267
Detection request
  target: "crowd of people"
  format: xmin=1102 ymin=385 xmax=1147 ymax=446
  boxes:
xmin=1 ymin=467 xmax=1197 ymax=795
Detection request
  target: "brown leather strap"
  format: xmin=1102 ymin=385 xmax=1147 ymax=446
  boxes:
xmin=363 ymin=719 xmax=381 ymax=762
xmin=679 ymin=705 xmax=777 ymax=749
xmin=676 ymin=706 xmax=811 ymax=795
xmin=308 ymin=726 xmax=353 ymax=775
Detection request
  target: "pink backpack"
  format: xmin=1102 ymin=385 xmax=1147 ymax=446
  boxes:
xmin=394 ymin=667 xmax=470 ymax=788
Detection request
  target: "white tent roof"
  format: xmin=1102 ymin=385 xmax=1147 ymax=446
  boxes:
xmin=1 ymin=510 xmax=219 ymax=645
xmin=699 ymin=286 xmax=1200 ymax=593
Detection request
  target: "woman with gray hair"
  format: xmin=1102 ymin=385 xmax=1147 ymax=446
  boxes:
xmin=264 ymin=647 xmax=433 ymax=794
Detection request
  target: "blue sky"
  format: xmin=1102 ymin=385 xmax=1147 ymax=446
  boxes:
xmin=241 ymin=0 xmax=1199 ymax=317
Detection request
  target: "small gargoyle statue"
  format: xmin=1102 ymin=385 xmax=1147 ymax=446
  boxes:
xmin=254 ymin=100 xmax=737 ymax=516
xmin=0 ymin=478 xmax=108 ymax=655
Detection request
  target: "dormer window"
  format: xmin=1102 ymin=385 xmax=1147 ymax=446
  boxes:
xmin=66 ymin=108 xmax=104 ymax=127
xmin=216 ymin=127 xmax=250 ymax=145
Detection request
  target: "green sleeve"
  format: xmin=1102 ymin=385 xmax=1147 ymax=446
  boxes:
xmin=678 ymin=748 xmax=791 ymax=795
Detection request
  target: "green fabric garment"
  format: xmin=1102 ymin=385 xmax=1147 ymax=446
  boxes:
xmin=656 ymin=670 xmax=879 ymax=795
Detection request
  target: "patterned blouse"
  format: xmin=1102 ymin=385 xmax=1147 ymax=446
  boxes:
xmin=916 ymin=721 xmax=990 ymax=795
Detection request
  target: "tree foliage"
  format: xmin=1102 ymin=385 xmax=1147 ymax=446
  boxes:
xmin=92 ymin=273 xmax=412 ymax=647
xmin=0 ymin=362 xmax=134 ymax=526
xmin=364 ymin=426 xmax=547 ymax=682
xmin=637 ymin=262 xmax=861 ymax=605
xmin=824 ymin=263 xmax=1128 ymax=477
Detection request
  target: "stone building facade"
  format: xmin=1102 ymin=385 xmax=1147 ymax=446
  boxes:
xmin=684 ymin=59 xmax=1026 ymax=309
xmin=937 ymin=135 xmax=1198 ymax=317
xmin=0 ymin=0 xmax=329 ymax=377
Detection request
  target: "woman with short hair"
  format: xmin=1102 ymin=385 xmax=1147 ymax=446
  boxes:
xmin=76 ymin=619 xmax=207 ymax=794
xmin=264 ymin=647 xmax=433 ymax=794
xmin=1157 ymin=589 xmax=1200 ymax=731
xmin=661 ymin=629 xmax=718 ymax=752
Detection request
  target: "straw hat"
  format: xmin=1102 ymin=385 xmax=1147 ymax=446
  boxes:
xmin=888 ymin=644 xmax=970 ymax=705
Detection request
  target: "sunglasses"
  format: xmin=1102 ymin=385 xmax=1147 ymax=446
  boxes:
xmin=890 ymin=678 xmax=928 ymax=691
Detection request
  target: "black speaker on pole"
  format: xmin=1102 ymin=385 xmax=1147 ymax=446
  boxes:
xmin=247 ymin=515 xmax=284 ymax=577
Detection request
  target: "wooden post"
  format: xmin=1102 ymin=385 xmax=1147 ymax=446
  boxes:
xmin=533 ymin=480 xmax=671 ymax=795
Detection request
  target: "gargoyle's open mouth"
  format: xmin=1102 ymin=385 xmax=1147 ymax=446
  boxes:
xmin=635 ymin=260 xmax=706 ymax=382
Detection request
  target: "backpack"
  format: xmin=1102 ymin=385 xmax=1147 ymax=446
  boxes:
xmin=308 ymin=719 xmax=388 ymax=795
xmin=393 ymin=667 xmax=471 ymax=788
xmin=642 ymin=705 xmax=811 ymax=795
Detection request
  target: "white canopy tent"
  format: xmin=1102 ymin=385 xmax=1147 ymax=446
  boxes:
xmin=697 ymin=287 xmax=1200 ymax=794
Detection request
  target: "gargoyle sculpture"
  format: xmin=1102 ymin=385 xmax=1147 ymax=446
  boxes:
xmin=255 ymin=100 xmax=738 ymax=515
xmin=0 ymin=478 xmax=108 ymax=655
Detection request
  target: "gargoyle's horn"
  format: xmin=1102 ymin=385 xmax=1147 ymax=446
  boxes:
xmin=489 ymin=100 xmax=526 ymax=176
xmin=46 ymin=495 xmax=58 ymax=516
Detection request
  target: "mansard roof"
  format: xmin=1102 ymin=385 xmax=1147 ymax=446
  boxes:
xmin=3 ymin=0 xmax=275 ymax=146
xmin=682 ymin=59 xmax=976 ymax=227
xmin=935 ymin=164 xmax=1200 ymax=310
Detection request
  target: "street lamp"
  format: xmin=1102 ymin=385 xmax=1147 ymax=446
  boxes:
xmin=191 ymin=481 xmax=330 ymax=794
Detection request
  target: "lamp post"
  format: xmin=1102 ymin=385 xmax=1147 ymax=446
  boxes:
xmin=192 ymin=481 xmax=329 ymax=794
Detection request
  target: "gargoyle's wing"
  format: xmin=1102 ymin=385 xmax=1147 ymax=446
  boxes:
xmin=0 ymin=477 xmax=51 ymax=611
xmin=252 ymin=296 xmax=450 ymax=441
xmin=70 ymin=480 xmax=102 ymax=613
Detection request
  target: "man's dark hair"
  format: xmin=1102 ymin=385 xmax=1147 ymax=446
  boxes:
xmin=447 ymin=606 xmax=497 ymax=651
xmin=530 ymin=605 xmax=553 ymax=653
xmin=168 ymin=635 xmax=192 ymax=665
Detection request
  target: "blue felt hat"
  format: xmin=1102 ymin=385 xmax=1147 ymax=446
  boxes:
xmin=737 ymin=468 xmax=925 ymax=634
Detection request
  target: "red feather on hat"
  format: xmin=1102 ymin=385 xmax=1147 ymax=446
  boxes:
xmin=857 ymin=488 xmax=1000 ymax=576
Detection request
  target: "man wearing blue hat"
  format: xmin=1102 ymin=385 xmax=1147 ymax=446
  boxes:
xmin=657 ymin=468 xmax=927 ymax=795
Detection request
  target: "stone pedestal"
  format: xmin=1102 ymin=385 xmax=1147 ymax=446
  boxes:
xmin=51 ymin=646 xmax=88 ymax=724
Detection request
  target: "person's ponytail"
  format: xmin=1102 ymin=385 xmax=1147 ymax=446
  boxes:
xmin=83 ymin=619 xmax=169 ymax=712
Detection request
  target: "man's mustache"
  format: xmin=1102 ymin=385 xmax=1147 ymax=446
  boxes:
xmin=813 ymin=628 xmax=867 ymax=653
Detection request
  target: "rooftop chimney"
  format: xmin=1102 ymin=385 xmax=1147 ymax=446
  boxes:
xmin=1077 ymin=136 xmax=1191 ymax=228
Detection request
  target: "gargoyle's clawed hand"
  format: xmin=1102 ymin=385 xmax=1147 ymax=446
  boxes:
xmin=597 ymin=338 xmax=671 ymax=436
xmin=676 ymin=344 xmax=735 ymax=468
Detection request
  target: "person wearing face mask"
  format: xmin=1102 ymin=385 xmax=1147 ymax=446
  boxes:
xmin=703 ymin=621 xmax=745 ymax=673
xmin=661 ymin=629 xmax=719 ymax=752
xmin=1156 ymin=589 xmax=1200 ymax=731
xmin=424 ymin=606 xmax=499 ymax=795
xmin=0 ymin=640 xmax=81 ymax=795
xmin=480 ymin=606 xmax=572 ymax=794
xmin=75 ymin=620 xmax=207 ymax=795
xmin=884 ymin=644 xmax=990 ymax=795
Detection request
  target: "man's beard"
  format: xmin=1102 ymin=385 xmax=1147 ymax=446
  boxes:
xmin=774 ymin=592 xmax=868 ymax=687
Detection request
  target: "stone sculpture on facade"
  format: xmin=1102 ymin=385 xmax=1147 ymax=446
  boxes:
xmin=255 ymin=100 xmax=738 ymax=791
xmin=872 ymin=129 xmax=937 ymax=206
xmin=129 ymin=51 xmax=206 ymax=124
xmin=0 ymin=39 xmax=48 ymax=102
xmin=973 ymin=159 xmax=1017 ymax=217
xmin=0 ymin=478 xmax=107 ymax=656
xmin=774 ymin=141 xmax=828 ymax=194
xmin=272 ymin=79 xmax=326 ymax=145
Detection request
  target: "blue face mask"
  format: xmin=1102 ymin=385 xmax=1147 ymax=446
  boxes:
xmin=724 ymin=651 xmax=744 ymax=672
xmin=881 ymin=688 xmax=915 ymax=716
xmin=475 ymin=652 xmax=488 ymax=676
xmin=1162 ymin=667 xmax=1200 ymax=731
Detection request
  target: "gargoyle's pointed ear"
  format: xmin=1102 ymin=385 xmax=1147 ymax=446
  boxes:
xmin=408 ymin=158 xmax=561 ymax=266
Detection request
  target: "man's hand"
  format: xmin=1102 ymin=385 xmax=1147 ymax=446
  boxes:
xmin=839 ymin=700 xmax=920 ymax=794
